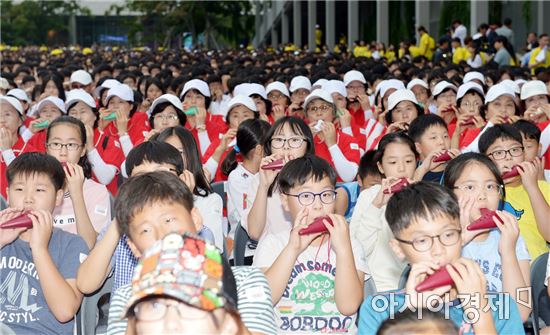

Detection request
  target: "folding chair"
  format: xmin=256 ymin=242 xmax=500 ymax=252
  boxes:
xmin=233 ymin=222 xmax=251 ymax=266
xmin=76 ymin=274 xmax=114 ymax=335
xmin=210 ymin=181 xmax=228 ymax=256
xmin=530 ymin=252 xmax=550 ymax=335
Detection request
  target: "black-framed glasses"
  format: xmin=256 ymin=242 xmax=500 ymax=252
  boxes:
xmin=487 ymin=146 xmax=524 ymax=161
xmin=307 ymin=104 xmax=332 ymax=113
xmin=270 ymin=137 xmax=306 ymax=149
xmin=133 ymin=298 xmax=207 ymax=322
xmin=153 ymin=114 xmax=179 ymax=121
xmin=284 ymin=190 xmax=337 ymax=206
xmin=453 ymin=182 xmax=503 ymax=195
xmin=395 ymin=229 xmax=462 ymax=252
xmin=46 ymin=142 xmax=83 ymax=151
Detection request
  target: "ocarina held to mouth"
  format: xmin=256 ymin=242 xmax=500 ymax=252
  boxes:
xmin=467 ymin=208 xmax=503 ymax=231
xmin=415 ymin=266 xmax=455 ymax=292
xmin=102 ymin=112 xmax=117 ymax=121
xmin=383 ymin=178 xmax=409 ymax=194
xmin=461 ymin=118 xmax=475 ymax=126
xmin=261 ymin=158 xmax=284 ymax=171
xmin=501 ymin=165 xmax=520 ymax=179
xmin=298 ymin=216 xmax=333 ymax=235
xmin=433 ymin=151 xmax=452 ymax=163
xmin=0 ymin=212 xmax=33 ymax=229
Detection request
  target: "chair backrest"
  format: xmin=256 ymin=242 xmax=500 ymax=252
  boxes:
xmin=76 ymin=274 xmax=114 ymax=335
xmin=0 ymin=196 xmax=7 ymax=211
xmin=364 ymin=276 xmax=378 ymax=297
xmin=530 ymin=252 xmax=549 ymax=334
xmin=398 ymin=264 xmax=411 ymax=290
xmin=211 ymin=181 xmax=227 ymax=210
xmin=233 ymin=222 xmax=250 ymax=266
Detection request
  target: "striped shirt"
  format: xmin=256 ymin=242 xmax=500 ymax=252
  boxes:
xmin=106 ymin=266 xmax=277 ymax=335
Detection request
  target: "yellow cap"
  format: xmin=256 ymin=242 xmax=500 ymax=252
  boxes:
xmin=51 ymin=49 xmax=63 ymax=56
xmin=82 ymin=47 xmax=93 ymax=55
xmin=39 ymin=45 xmax=48 ymax=52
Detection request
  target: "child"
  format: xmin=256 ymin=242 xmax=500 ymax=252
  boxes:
xmin=350 ymin=132 xmax=415 ymax=291
xmin=513 ymin=120 xmax=544 ymax=179
xmin=1 ymin=152 xmax=88 ymax=334
xmin=358 ymin=182 xmax=525 ymax=334
xmin=408 ymin=114 xmax=460 ymax=183
xmin=46 ymin=116 xmax=111 ymax=249
xmin=376 ymin=308 xmax=458 ymax=335
xmin=123 ymin=233 xmax=249 ymax=335
xmin=106 ymin=172 xmax=277 ymax=335
xmin=243 ymin=116 xmax=314 ymax=241
xmin=479 ymin=124 xmax=550 ymax=260
xmin=444 ymin=152 xmax=531 ymax=320
xmin=253 ymin=155 xmax=369 ymax=333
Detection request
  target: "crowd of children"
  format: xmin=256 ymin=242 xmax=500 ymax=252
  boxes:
xmin=1 ymin=43 xmax=549 ymax=334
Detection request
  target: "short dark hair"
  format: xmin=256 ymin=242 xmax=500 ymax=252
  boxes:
xmin=277 ymin=155 xmax=337 ymax=194
xmin=358 ymin=150 xmax=382 ymax=180
xmin=513 ymin=119 xmax=541 ymax=142
xmin=478 ymin=124 xmax=523 ymax=154
xmin=386 ymin=182 xmax=460 ymax=236
xmin=376 ymin=132 xmax=418 ymax=166
xmin=7 ymin=152 xmax=65 ymax=192
xmin=115 ymin=171 xmax=194 ymax=237
xmin=407 ymin=114 xmax=448 ymax=142
xmin=377 ymin=308 xmax=458 ymax=335
xmin=148 ymin=101 xmax=187 ymax=129
xmin=264 ymin=117 xmax=315 ymax=157
xmin=125 ymin=141 xmax=184 ymax=176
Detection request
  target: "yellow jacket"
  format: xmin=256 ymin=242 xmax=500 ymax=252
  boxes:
xmin=452 ymin=47 xmax=470 ymax=64
xmin=529 ymin=47 xmax=550 ymax=73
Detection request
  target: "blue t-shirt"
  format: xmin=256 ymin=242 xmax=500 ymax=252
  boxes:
xmin=336 ymin=182 xmax=361 ymax=221
xmin=358 ymin=291 xmax=525 ymax=334
xmin=0 ymin=228 xmax=89 ymax=335
xmin=462 ymin=229 xmax=531 ymax=292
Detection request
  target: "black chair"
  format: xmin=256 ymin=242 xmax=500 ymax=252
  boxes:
xmin=76 ymin=274 xmax=113 ymax=335
xmin=233 ymin=222 xmax=251 ymax=266
xmin=530 ymin=252 xmax=550 ymax=335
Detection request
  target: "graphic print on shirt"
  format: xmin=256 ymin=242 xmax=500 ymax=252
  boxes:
xmin=278 ymin=260 xmax=353 ymax=333
xmin=0 ymin=257 xmax=42 ymax=324
xmin=501 ymin=200 xmax=524 ymax=220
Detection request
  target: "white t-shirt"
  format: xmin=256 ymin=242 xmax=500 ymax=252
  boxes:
xmin=349 ymin=185 xmax=407 ymax=292
xmin=194 ymin=191 xmax=224 ymax=252
xmin=227 ymin=163 xmax=257 ymax=234
xmin=209 ymin=94 xmax=232 ymax=117
xmin=253 ymin=230 xmax=370 ymax=334
xmin=53 ymin=178 xmax=111 ymax=235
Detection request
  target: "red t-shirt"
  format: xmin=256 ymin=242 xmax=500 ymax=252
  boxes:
xmin=313 ymin=130 xmax=361 ymax=181
xmin=447 ymin=123 xmax=482 ymax=150
xmin=103 ymin=111 xmax=150 ymax=147
xmin=92 ymin=128 xmax=125 ymax=195
xmin=202 ymin=136 xmax=233 ymax=182
xmin=1 ymin=137 xmax=38 ymax=198
xmin=27 ymin=130 xmax=47 ymax=153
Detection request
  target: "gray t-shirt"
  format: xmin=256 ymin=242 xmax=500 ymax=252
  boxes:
xmin=494 ymin=48 xmax=511 ymax=67
xmin=0 ymin=228 xmax=89 ymax=335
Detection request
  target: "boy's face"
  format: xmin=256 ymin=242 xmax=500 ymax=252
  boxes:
xmin=126 ymin=201 xmax=202 ymax=258
xmin=358 ymin=174 xmax=382 ymax=191
xmin=415 ymin=124 xmax=450 ymax=159
xmin=8 ymin=172 xmax=63 ymax=213
xmin=281 ymin=176 xmax=336 ymax=225
xmin=390 ymin=214 xmax=462 ymax=267
xmin=485 ymin=138 xmax=525 ymax=178
xmin=521 ymin=134 xmax=540 ymax=162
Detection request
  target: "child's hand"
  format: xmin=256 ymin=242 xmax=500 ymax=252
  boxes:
xmin=518 ymin=158 xmax=540 ymax=189
xmin=28 ymin=209 xmax=54 ymax=251
xmin=115 ymin=109 xmax=129 ymax=135
xmin=288 ymin=208 xmax=321 ymax=254
xmin=322 ymin=214 xmax=351 ymax=255
xmin=258 ymin=155 xmax=282 ymax=187
xmin=0 ymin=208 xmax=29 ymax=247
xmin=179 ymin=169 xmax=196 ymax=193
xmin=494 ymin=210 xmax=520 ymax=255
xmin=65 ymin=162 xmax=85 ymax=197
xmin=447 ymin=258 xmax=487 ymax=310
xmin=405 ymin=261 xmax=452 ymax=309
xmin=459 ymin=195 xmax=489 ymax=245
xmin=372 ymin=177 xmax=405 ymax=208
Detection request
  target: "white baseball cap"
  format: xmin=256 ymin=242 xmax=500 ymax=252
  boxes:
xmin=500 ymin=79 xmax=520 ymax=95
xmin=463 ymin=71 xmax=486 ymax=85
xmin=406 ymin=79 xmax=429 ymax=91
xmin=388 ymin=89 xmax=418 ymax=110
xmin=94 ymin=79 xmax=121 ymax=98
xmin=324 ymin=80 xmax=347 ymax=98
xmin=266 ymin=81 xmax=290 ymax=98
xmin=70 ymin=70 xmax=93 ymax=86
xmin=65 ymin=89 xmax=96 ymax=109
xmin=343 ymin=70 xmax=366 ymax=86
xmin=36 ymin=96 xmax=67 ymax=114
xmin=7 ymin=88 xmax=31 ymax=103
xmin=520 ymin=80 xmax=548 ymax=100
xmin=312 ymin=78 xmax=328 ymax=89
xmin=234 ymin=83 xmax=267 ymax=100
xmin=304 ymin=89 xmax=334 ymax=108
xmin=432 ymin=81 xmax=457 ymax=97
xmin=106 ymin=84 xmax=134 ymax=104
xmin=0 ymin=78 xmax=9 ymax=90
xmin=0 ymin=96 xmax=24 ymax=115
xmin=514 ymin=79 xmax=527 ymax=88
xmin=180 ymin=79 xmax=211 ymax=99
xmin=289 ymin=76 xmax=312 ymax=93
xmin=225 ymin=95 xmax=257 ymax=121
xmin=376 ymin=79 xmax=405 ymax=98
xmin=456 ymin=82 xmax=485 ymax=100
xmin=485 ymin=83 xmax=516 ymax=104
xmin=149 ymin=94 xmax=183 ymax=115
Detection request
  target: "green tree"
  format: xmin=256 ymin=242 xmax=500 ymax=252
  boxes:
xmin=0 ymin=0 xmax=89 ymax=45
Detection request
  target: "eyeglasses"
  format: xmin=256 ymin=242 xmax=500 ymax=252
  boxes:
xmin=487 ymin=146 xmax=524 ymax=160
xmin=270 ymin=137 xmax=306 ymax=149
xmin=154 ymin=114 xmax=179 ymax=121
xmin=307 ymin=105 xmax=332 ymax=113
xmin=268 ymin=93 xmax=285 ymax=100
xmin=284 ymin=190 xmax=337 ymax=206
xmin=46 ymin=142 xmax=83 ymax=151
xmin=453 ymin=182 xmax=503 ymax=195
xmin=460 ymin=101 xmax=481 ymax=109
xmin=347 ymin=85 xmax=365 ymax=91
xmin=395 ymin=229 xmax=462 ymax=252
xmin=133 ymin=298 xmax=207 ymax=322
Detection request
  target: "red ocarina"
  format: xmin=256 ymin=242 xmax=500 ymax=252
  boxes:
xmin=501 ymin=166 xmax=520 ymax=180
xmin=61 ymin=162 xmax=71 ymax=176
xmin=461 ymin=118 xmax=475 ymax=126
xmin=0 ymin=212 xmax=33 ymax=229
xmin=261 ymin=158 xmax=284 ymax=171
xmin=433 ymin=151 xmax=452 ymax=163
xmin=383 ymin=178 xmax=409 ymax=194
xmin=299 ymin=216 xmax=333 ymax=235
xmin=415 ymin=266 xmax=454 ymax=292
xmin=467 ymin=208 xmax=503 ymax=231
